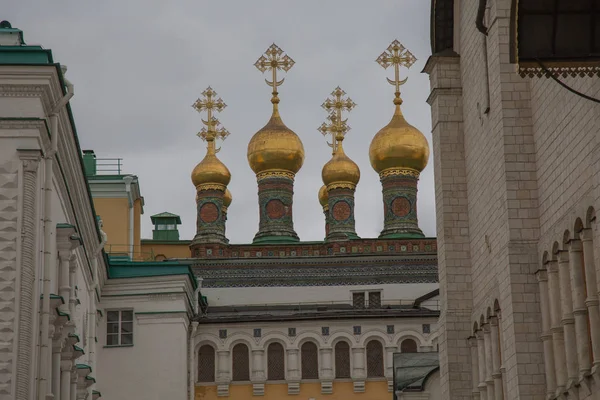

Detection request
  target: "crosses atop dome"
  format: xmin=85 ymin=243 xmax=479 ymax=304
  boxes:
xmin=254 ymin=44 xmax=295 ymax=105
xmin=192 ymin=87 xmax=230 ymax=144
xmin=376 ymin=40 xmax=416 ymax=105
xmin=318 ymin=86 xmax=356 ymax=153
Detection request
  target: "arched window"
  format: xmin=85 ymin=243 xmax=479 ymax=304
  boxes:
xmin=366 ymin=340 xmax=384 ymax=378
xmin=198 ymin=345 xmax=215 ymax=382
xmin=232 ymin=343 xmax=250 ymax=381
xmin=267 ymin=342 xmax=285 ymax=381
xmin=334 ymin=341 xmax=351 ymax=379
xmin=401 ymin=338 xmax=418 ymax=353
xmin=301 ymin=342 xmax=319 ymax=379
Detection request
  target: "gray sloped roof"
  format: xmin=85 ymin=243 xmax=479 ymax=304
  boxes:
xmin=393 ymin=352 xmax=439 ymax=392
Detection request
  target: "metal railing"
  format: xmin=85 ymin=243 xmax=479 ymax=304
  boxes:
xmin=214 ymin=299 xmax=440 ymax=311
xmin=96 ymin=158 xmax=123 ymax=175
xmin=104 ymin=244 xmax=155 ymax=262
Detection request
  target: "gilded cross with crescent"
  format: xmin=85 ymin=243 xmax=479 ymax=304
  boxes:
xmin=192 ymin=87 xmax=230 ymax=152
xmin=254 ymin=44 xmax=295 ymax=104
xmin=376 ymin=40 xmax=416 ymax=105
xmin=318 ymin=86 xmax=356 ymax=154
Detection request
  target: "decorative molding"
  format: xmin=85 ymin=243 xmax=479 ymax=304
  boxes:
xmin=196 ymin=183 xmax=226 ymax=192
xmin=256 ymin=170 xmax=295 ymax=182
xmin=14 ymin=151 xmax=41 ymax=400
xmin=287 ymin=381 xmax=300 ymax=395
xmin=379 ymin=167 xmax=420 ymax=179
xmin=195 ymin=263 xmax=437 ymax=288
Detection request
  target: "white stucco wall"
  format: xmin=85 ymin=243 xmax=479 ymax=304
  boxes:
xmin=202 ymin=283 xmax=439 ymax=307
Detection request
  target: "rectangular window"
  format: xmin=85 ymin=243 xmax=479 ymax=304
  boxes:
xmin=352 ymin=292 xmax=366 ymax=308
xmin=106 ymin=310 xmax=133 ymax=346
xmin=368 ymin=292 xmax=382 ymax=309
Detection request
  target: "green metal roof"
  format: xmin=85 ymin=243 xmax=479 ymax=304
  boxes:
xmin=108 ymin=259 xmax=197 ymax=290
xmin=150 ymin=212 xmax=182 ymax=225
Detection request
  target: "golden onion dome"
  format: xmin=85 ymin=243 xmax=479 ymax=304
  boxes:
xmin=369 ymin=105 xmax=429 ymax=174
xmin=223 ymin=188 xmax=232 ymax=207
xmin=322 ymin=143 xmax=360 ymax=186
xmin=318 ymin=185 xmax=328 ymax=208
xmin=191 ymin=143 xmax=231 ymax=188
xmin=247 ymin=107 xmax=305 ymax=175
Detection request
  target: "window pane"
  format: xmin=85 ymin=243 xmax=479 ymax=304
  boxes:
xmin=366 ymin=340 xmax=384 ymax=377
xmin=121 ymin=311 xmax=133 ymax=321
xmin=121 ymin=333 xmax=133 ymax=345
xmin=107 ymin=322 xmax=119 ymax=334
xmin=335 ymin=341 xmax=351 ymax=379
xmin=198 ymin=345 xmax=215 ymax=382
xmin=301 ymin=342 xmax=319 ymax=379
xmin=232 ymin=344 xmax=250 ymax=381
xmin=106 ymin=334 xmax=118 ymax=346
xmin=369 ymin=292 xmax=381 ymax=309
xmin=352 ymin=292 xmax=365 ymax=308
xmin=121 ymin=322 xmax=133 ymax=334
xmin=107 ymin=311 xmax=119 ymax=322
xmin=401 ymin=339 xmax=418 ymax=353
xmin=267 ymin=343 xmax=285 ymax=381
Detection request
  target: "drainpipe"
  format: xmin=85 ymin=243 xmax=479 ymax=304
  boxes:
xmin=122 ymin=176 xmax=134 ymax=260
xmin=39 ymin=67 xmax=74 ymax=400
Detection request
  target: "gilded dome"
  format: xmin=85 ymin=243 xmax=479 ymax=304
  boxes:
xmin=191 ymin=146 xmax=231 ymax=188
xmin=369 ymin=105 xmax=429 ymax=173
xmin=223 ymin=188 xmax=232 ymax=207
xmin=247 ymin=108 xmax=305 ymax=175
xmin=318 ymin=185 xmax=328 ymax=208
xmin=322 ymin=143 xmax=360 ymax=186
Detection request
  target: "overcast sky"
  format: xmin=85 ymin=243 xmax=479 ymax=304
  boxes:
xmin=6 ymin=1 xmax=436 ymax=244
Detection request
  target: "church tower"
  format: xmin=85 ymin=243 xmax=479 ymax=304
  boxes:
xmin=319 ymin=87 xmax=360 ymax=241
xmin=247 ymin=44 xmax=305 ymax=243
xmin=191 ymin=87 xmax=231 ymax=244
xmin=369 ymin=40 xmax=429 ymax=238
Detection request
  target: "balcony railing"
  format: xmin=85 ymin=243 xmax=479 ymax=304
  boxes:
xmin=104 ymin=244 xmax=155 ymax=262
xmin=210 ymin=299 xmax=441 ymax=311
xmin=96 ymin=158 xmax=123 ymax=175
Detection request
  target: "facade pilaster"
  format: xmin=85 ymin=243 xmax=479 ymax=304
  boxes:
xmin=320 ymin=347 xmax=333 ymax=380
xmin=57 ymin=250 xmax=71 ymax=314
xmin=15 ymin=150 xmax=41 ymax=400
xmin=536 ymin=268 xmax=556 ymax=396
xmin=568 ymin=239 xmax=592 ymax=377
xmin=547 ymin=260 xmax=567 ymax=392
xmin=60 ymin=360 xmax=73 ymax=400
xmin=68 ymin=255 xmax=77 ymax=316
xmin=475 ymin=330 xmax=487 ymax=400
xmin=467 ymin=337 xmax=480 ymax=400
xmin=482 ymin=324 xmax=495 ymax=398
xmin=251 ymin=349 xmax=265 ymax=382
xmin=216 ymin=350 xmax=230 ymax=383
xmin=352 ymin=347 xmax=366 ymax=392
xmin=52 ymin=342 xmax=63 ymax=400
xmin=424 ymin=53 xmax=472 ymax=399
xmin=580 ymin=228 xmax=600 ymax=370
xmin=286 ymin=349 xmax=300 ymax=381
xmin=385 ymin=345 xmax=395 ymax=380
xmin=489 ymin=317 xmax=503 ymax=400
xmin=558 ymin=250 xmax=579 ymax=385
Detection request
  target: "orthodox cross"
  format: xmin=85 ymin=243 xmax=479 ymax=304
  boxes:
xmin=254 ymin=43 xmax=295 ymax=104
xmin=318 ymin=86 xmax=356 ymax=154
xmin=376 ymin=40 xmax=416 ymax=105
xmin=192 ymin=87 xmax=230 ymax=151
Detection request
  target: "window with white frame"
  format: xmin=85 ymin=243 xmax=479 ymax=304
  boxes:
xmin=106 ymin=310 xmax=133 ymax=346
xmin=352 ymin=290 xmax=382 ymax=309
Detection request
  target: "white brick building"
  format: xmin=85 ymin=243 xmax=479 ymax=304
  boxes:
xmin=425 ymin=1 xmax=600 ymax=399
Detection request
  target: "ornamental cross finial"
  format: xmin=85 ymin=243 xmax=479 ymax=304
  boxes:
xmin=254 ymin=43 xmax=295 ymax=106
xmin=376 ymin=40 xmax=416 ymax=105
xmin=192 ymin=87 xmax=230 ymax=151
xmin=318 ymin=86 xmax=356 ymax=153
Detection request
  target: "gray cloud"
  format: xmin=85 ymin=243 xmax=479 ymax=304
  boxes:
xmin=5 ymin=0 xmax=436 ymax=243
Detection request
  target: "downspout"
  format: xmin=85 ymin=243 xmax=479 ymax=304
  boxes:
xmin=122 ymin=176 xmax=134 ymax=260
xmin=39 ymin=68 xmax=74 ymax=400
xmin=477 ymin=0 xmax=490 ymax=115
